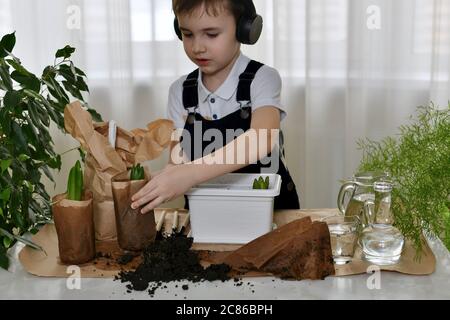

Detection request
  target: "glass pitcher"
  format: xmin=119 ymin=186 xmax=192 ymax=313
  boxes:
xmin=360 ymin=180 xmax=405 ymax=265
xmin=337 ymin=171 xmax=389 ymax=228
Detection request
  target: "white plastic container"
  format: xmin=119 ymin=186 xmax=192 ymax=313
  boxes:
xmin=185 ymin=173 xmax=281 ymax=244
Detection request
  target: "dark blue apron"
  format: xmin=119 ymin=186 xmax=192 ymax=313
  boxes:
xmin=180 ymin=60 xmax=300 ymax=210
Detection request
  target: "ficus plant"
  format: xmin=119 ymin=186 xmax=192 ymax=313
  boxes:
xmin=0 ymin=32 xmax=102 ymax=269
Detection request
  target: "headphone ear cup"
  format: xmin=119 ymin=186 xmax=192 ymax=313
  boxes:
xmin=174 ymin=17 xmax=183 ymax=40
xmin=248 ymin=14 xmax=263 ymax=44
xmin=236 ymin=14 xmax=263 ymax=45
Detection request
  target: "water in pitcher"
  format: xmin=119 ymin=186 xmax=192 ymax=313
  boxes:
xmin=344 ymin=193 xmax=374 ymax=227
xmin=361 ymin=225 xmax=404 ymax=265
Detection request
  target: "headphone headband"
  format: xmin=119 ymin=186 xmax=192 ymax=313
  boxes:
xmin=174 ymin=0 xmax=263 ymax=45
xmin=239 ymin=0 xmax=257 ymax=18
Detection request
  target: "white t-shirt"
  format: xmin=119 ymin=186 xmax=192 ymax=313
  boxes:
xmin=167 ymin=52 xmax=286 ymax=129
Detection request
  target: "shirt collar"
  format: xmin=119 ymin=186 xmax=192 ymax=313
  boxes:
xmin=198 ymin=52 xmax=250 ymax=103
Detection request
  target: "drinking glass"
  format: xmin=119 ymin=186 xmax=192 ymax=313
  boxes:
xmin=322 ymin=215 xmax=360 ymax=265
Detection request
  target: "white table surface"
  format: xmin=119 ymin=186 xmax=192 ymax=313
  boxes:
xmin=1 ymin=235 xmax=450 ymax=300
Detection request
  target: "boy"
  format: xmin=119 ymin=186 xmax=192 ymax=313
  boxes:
xmin=131 ymin=0 xmax=299 ymax=213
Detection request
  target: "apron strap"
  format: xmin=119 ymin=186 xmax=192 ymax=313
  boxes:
xmin=236 ymin=60 xmax=264 ymax=103
xmin=182 ymin=69 xmax=199 ymax=110
xmin=181 ymin=60 xmax=264 ymax=110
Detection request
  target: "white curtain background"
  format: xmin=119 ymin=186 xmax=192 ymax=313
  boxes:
xmin=0 ymin=0 xmax=449 ymax=209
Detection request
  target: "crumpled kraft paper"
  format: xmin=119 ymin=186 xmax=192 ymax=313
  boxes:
xmin=64 ymin=101 xmax=173 ymax=240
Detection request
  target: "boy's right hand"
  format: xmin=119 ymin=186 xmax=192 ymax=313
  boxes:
xmin=131 ymin=164 xmax=197 ymax=214
xmin=149 ymin=163 xmax=175 ymax=180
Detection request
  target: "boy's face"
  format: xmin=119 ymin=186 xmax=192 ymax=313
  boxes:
xmin=177 ymin=4 xmax=240 ymax=77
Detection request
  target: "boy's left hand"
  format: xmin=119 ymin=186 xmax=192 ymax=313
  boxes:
xmin=131 ymin=164 xmax=195 ymax=214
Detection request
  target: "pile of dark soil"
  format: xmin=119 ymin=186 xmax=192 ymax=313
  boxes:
xmin=115 ymin=233 xmax=232 ymax=296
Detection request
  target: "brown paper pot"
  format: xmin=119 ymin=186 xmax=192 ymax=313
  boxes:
xmin=111 ymin=171 xmax=157 ymax=252
xmin=52 ymin=191 xmax=96 ymax=265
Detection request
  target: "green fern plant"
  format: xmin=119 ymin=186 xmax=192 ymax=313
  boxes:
xmin=357 ymin=102 xmax=450 ymax=255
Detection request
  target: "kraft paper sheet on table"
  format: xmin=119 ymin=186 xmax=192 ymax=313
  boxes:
xmin=19 ymin=208 xmax=436 ymax=278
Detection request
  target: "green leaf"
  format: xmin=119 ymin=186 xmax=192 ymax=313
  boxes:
xmin=0 ymin=172 xmax=13 ymax=188
xmin=25 ymin=91 xmax=64 ymax=129
xmin=75 ymin=160 xmax=83 ymax=200
xmin=32 ymin=101 xmax=50 ymax=126
xmin=47 ymin=155 xmax=62 ymax=170
xmin=11 ymin=122 xmax=28 ymax=153
xmin=14 ymin=235 xmax=46 ymax=254
xmin=42 ymin=67 xmax=70 ymax=104
xmin=12 ymin=210 xmax=26 ymax=230
xmin=27 ymin=167 xmax=41 ymax=185
xmin=5 ymin=58 xmax=29 ymax=75
xmin=41 ymin=99 xmax=63 ymax=129
xmin=11 ymin=70 xmax=41 ymax=92
xmin=0 ymin=188 xmax=11 ymax=201
xmin=74 ymin=66 xmax=86 ymax=76
xmin=0 ymin=60 xmax=13 ymax=90
xmin=41 ymin=65 xmax=55 ymax=78
xmin=258 ymin=177 xmax=265 ymax=189
xmin=0 ymin=251 xmax=9 ymax=270
xmin=3 ymin=236 xmax=12 ymax=249
xmin=35 ymin=183 xmax=50 ymax=201
xmin=38 ymin=110 xmax=51 ymax=126
xmin=62 ymin=80 xmax=83 ymax=100
xmin=23 ymin=88 xmax=43 ymax=101
xmin=3 ymin=90 xmax=21 ymax=109
xmin=67 ymin=165 xmax=76 ymax=200
xmin=0 ymin=145 xmax=10 ymax=156
xmin=0 ymin=228 xmax=13 ymax=240
xmin=264 ymin=176 xmax=269 ymax=189
xmin=41 ymin=165 xmax=54 ymax=183
xmin=0 ymin=108 xmax=12 ymax=135
xmin=0 ymin=207 xmax=3 ymax=219
xmin=58 ymin=64 xmax=76 ymax=82
xmin=12 ymin=158 xmax=28 ymax=178
xmin=0 ymin=32 xmax=16 ymax=58
xmin=27 ymin=100 xmax=42 ymax=127
xmin=1 ymin=159 xmax=12 ymax=174
xmin=18 ymin=154 xmax=30 ymax=162
xmin=76 ymin=76 xmax=89 ymax=92
xmin=55 ymin=45 xmax=75 ymax=59
xmin=23 ymin=180 xmax=34 ymax=192
xmin=130 ymin=164 xmax=145 ymax=180
xmin=253 ymin=176 xmax=269 ymax=189
xmin=87 ymin=108 xmax=103 ymax=122
xmin=70 ymin=61 xmax=77 ymax=76
xmin=78 ymin=148 xmax=86 ymax=162
xmin=43 ymin=77 xmax=70 ymax=105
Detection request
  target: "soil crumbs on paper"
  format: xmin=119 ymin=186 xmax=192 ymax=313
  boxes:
xmin=115 ymin=233 xmax=236 ymax=297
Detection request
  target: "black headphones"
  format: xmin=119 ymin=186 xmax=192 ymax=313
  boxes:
xmin=173 ymin=0 xmax=263 ymax=45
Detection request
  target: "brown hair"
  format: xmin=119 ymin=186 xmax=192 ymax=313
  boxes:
xmin=172 ymin=0 xmax=245 ymax=23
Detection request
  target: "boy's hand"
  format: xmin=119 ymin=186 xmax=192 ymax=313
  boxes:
xmin=148 ymin=163 xmax=175 ymax=180
xmin=131 ymin=164 xmax=195 ymax=214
